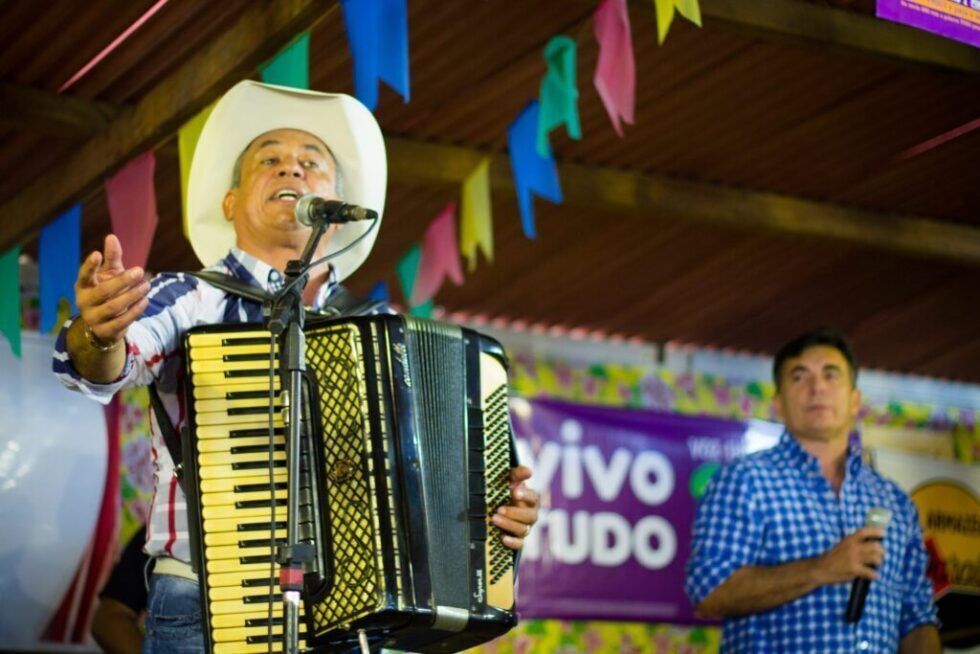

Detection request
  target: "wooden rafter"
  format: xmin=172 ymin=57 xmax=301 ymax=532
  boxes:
xmin=700 ymin=0 xmax=980 ymax=74
xmin=385 ymin=138 xmax=980 ymax=266
xmin=2 ymin=79 xmax=980 ymax=265
xmin=0 ymin=0 xmax=336 ymax=253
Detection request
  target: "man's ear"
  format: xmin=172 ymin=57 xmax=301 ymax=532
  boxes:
xmin=222 ymin=190 xmax=236 ymax=222
xmin=848 ymin=387 xmax=862 ymax=420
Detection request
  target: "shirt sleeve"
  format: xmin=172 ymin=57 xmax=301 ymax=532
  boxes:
xmin=51 ymin=273 xmax=202 ymax=400
xmin=685 ymin=462 xmax=765 ymax=606
xmin=897 ymin=498 xmax=940 ymax=636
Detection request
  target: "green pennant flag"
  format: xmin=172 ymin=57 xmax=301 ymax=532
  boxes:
xmin=536 ymin=35 xmax=581 ymax=158
xmin=0 ymin=247 xmax=21 ymax=357
xmin=396 ymin=244 xmax=434 ymax=318
xmin=261 ymin=32 xmax=311 ymax=89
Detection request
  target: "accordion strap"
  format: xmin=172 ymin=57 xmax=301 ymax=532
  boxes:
xmin=151 ymin=269 xmax=385 ymax=477
xmin=190 ymin=269 xmax=387 ymax=318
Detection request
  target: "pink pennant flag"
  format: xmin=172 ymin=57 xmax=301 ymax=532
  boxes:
xmin=593 ymin=0 xmax=635 ymax=136
xmin=412 ymin=201 xmax=463 ymax=305
xmin=105 ymin=151 xmax=158 ymax=269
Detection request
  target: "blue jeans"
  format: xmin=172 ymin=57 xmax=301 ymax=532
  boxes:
xmin=142 ymin=574 xmax=205 ymax=654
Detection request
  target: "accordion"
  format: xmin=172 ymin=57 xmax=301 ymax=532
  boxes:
xmin=181 ymin=314 xmax=519 ymax=653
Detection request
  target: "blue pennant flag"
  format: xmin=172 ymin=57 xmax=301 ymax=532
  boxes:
xmin=508 ymin=101 xmax=563 ymax=239
xmin=341 ymin=0 xmax=410 ymax=111
xmin=368 ymin=280 xmax=390 ymax=303
xmin=40 ymin=204 xmax=81 ymax=332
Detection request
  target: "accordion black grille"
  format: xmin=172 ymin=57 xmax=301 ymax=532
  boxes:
xmin=304 ymin=323 xmax=382 ymax=630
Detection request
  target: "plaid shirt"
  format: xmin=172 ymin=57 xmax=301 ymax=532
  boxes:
xmin=685 ymin=432 xmax=938 ymax=653
xmin=53 ymin=248 xmax=362 ymax=563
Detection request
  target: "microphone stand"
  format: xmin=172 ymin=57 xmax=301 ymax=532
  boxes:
xmin=265 ymin=220 xmax=327 ymax=654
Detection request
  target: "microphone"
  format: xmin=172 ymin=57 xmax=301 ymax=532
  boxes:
xmin=845 ymin=507 xmax=891 ymax=623
xmin=295 ymin=194 xmax=378 ymax=226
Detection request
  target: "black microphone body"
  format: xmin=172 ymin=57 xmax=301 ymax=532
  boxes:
xmin=295 ymin=194 xmax=378 ymax=226
xmin=845 ymin=507 xmax=892 ymax=623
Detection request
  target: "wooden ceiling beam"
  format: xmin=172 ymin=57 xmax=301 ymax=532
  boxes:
xmin=0 ymin=0 xmax=336 ymax=253
xmin=0 ymin=82 xmax=121 ymax=139
xmin=386 ymin=137 xmax=980 ymax=266
xmin=3 ymin=81 xmax=980 ymax=265
xmin=698 ymin=0 xmax=980 ymax=74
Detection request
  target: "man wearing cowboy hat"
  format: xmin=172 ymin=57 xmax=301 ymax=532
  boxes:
xmin=53 ymin=81 xmax=538 ymax=651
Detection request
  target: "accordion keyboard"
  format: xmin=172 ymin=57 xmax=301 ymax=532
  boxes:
xmin=185 ymin=330 xmax=313 ymax=654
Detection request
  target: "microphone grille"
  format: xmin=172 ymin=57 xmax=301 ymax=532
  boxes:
xmin=295 ymin=194 xmax=318 ymax=227
xmin=865 ymin=507 xmax=892 ymax=529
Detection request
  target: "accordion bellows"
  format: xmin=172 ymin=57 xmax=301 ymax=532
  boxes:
xmin=181 ymin=315 xmax=518 ymax=653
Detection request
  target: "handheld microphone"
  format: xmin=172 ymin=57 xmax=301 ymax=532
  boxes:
xmin=845 ymin=507 xmax=891 ymax=623
xmin=295 ymin=194 xmax=378 ymax=226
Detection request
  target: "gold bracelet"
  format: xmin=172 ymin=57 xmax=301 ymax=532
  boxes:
xmin=84 ymin=323 xmax=123 ymax=352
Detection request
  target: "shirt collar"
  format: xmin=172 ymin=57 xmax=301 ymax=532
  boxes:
xmin=225 ymin=247 xmax=339 ymax=310
xmin=774 ymin=430 xmax=864 ymax=478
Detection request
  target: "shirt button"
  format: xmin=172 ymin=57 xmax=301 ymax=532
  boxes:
xmin=858 ymin=640 xmax=870 ymax=650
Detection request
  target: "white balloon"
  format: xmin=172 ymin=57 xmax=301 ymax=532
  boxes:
xmin=0 ymin=332 xmax=107 ymax=645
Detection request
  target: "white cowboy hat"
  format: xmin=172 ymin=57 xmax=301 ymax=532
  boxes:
xmin=186 ymin=80 xmax=386 ymax=281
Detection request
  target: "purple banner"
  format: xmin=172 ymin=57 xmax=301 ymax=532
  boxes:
xmin=512 ymin=398 xmax=780 ymax=624
xmin=878 ymin=0 xmax=980 ymax=49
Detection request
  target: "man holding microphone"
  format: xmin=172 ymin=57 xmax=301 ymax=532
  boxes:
xmin=685 ymin=329 xmax=940 ymax=652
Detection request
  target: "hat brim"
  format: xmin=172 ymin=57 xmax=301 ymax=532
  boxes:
xmin=186 ymin=81 xmax=386 ymax=281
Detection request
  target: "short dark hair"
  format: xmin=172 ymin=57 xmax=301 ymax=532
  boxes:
xmin=229 ymin=133 xmax=344 ymax=196
xmin=772 ymin=328 xmax=858 ymax=388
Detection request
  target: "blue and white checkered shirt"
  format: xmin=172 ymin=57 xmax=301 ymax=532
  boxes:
xmin=52 ymin=248 xmax=379 ymax=563
xmin=685 ymin=432 xmax=938 ymax=653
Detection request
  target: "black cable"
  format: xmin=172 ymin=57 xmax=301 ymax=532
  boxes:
xmin=273 ymin=218 xmax=379 ymax=305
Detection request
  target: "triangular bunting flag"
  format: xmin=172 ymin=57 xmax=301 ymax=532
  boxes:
xmin=460 ymin=157 xmax=493 ymax=271
xmin=508 ymin=101 xmax=563 ymax=239
xmin=537 ymin=35 xmax=581 ymax=157
xmin=413 ymin=201 xmax=463 ymax=305
xmin=179 ymin=101 xmax=216 ymax=235
xmin=396 ymin=244 xmax=434 ymax=318
xmin=594 ymin=0 xmax=635 ymax=136
xmin=653 ymin=0 xmax=702 ymax=44
xmin=0 ymin=247 xmax=21 ymax=358
xmin=261 ymin=31 xmax=311 ymax=89
xmin=105 ymin=151 xmax=158 ymax=269
xmin=341 ymin=0 xmax=410 ymax=111
xmin=368 ymin=281 xmax=390 ymax=303
xmin=39 ymin=204 xmax=81 ymax=332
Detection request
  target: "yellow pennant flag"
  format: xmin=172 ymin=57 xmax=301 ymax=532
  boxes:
xmin=460 ymin=157 xmax=493 ymax=271
xmin=178 ymin=101 xmax=217 ymax=237
xmin=653 ymin=0 xmax=702 ymax=44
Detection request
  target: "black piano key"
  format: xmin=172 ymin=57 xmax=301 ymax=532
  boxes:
xmin=222 ymin=353 xmax=273 ymax=362
xmin=244 ymin=593 xmax=282 ymax=603
xmin=232 ymin=460 xmax=286 ymax=471
xmin=228 ymin=406 xmax=280 ymax=416
xmin=235 ymin=498 xmax=288 ymax=509
xmin=238 ymin=521 xmax=286 ymax=532
xmin=223 ymin=337 xmax=274 ymax=346
xmin=240 ymin=554 xmax=275 ymax=565
xmin=223 ymin=369 xmax=269 ymax=378
xmin=226 ymin=389 xmax=277 ymax=400
xmin=245 ymin=616 xmax=284 ymax=627
xmin=229 ymin=427 xmax=285 ymax=439
xmin=239 ymin=538 xmax=286 ymax=549
xmin=230 ymin=444 xmax=286 ymax=455
xmin=242 ymin=578 xmax=278 ymax=588
xmin=234 ymin=482 xmax=288 ymax=493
